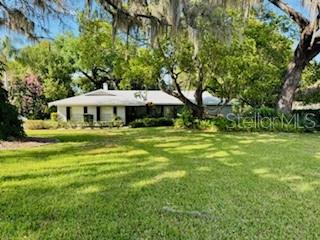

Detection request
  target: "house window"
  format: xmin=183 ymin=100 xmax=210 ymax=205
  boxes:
xmin=84 ymin=106 xmax=88 ymax=114
xmin=113 ymin=106 xmax=117 ymax=116
xmin=96 ymin=106 xmax=101 ymax=121
xmin=66 ymin=107 xmax=71 ymax=121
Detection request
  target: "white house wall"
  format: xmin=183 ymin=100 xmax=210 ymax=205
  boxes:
xmin=57 ymin=106 xmax=67 ymax=121
xmin=87 ymin=106 xmax=96 ymax=121
xmin=71 ymin=106 xmax=84 ymax=121
xmin=57 ymin=105 xmax=126 ymax=123
xmin=206 ymin=106 xmax=232 ymax=117
xmin=117 ymin=106 xmax=126 ymax=123
xmin=101 ymin=107 xmax=113 ymax=121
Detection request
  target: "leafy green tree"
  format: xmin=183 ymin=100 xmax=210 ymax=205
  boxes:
xmin=0 ymin=81 xmax=25 ymax=140
xmin=68 ymin=17 xmax=126 ymax=91
xmin=0 ymin=0 xmax=70 ymax=139
xmin=212 ymin=15 xmax=292 ymax=107
xmin=121 ymin=48 xmax=160 ymax=90
xmin=269 ymin=0 xmax=320 ymax=114
xmin=129 ymin=10 xmax=292 ymax=117
xmin=296 ymin=62 xmax=320 ymax=103
xmin=17 ymin=40 xmax=74 ymax=101
xmin=10 ymin=74 xmax=48 ymax=119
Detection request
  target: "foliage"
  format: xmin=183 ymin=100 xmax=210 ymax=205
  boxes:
xmin=24 ymin=120 xmax=59 ymax=130
xmin=112 ymin=116 xmax=124 ymax=128
xmin=211 ymin=116 xmax=233 ymax=131
xmin=241 ymin=106 xmax=279 ymax=118
xmin=299 ymin=61 xmax=320 ymax=103
xmin=17 ymin=40 xmax=74 ymax=102
xmin=129 ymin=117 xmax=174 ymax=128
xmin=0 ymin=0 xmax=67 ymax=40
xmin=126 ymin=10 xmax=292 ymax=117
xmin=68 ymin=17 xmax=127 ymax=91
xmin=97 ymin=0 xmax=254 ymax=47
xmin=121 ymin=48 xmax=160 ymax=90
xmin=174 ymin=108 xmax=195 ymax=129
xmin=24 ymin=119 xmax=128 ymax=130
xmin=204 ymin=13 xmax=292 ymax=108
xmin=226 ymin=118 xmax=302 ymax=133
xmin=10 ymin=74 xmax=47 ymax=119
xmin=50 ymin=112 xmax=58 ymax=122
xmin=0 ymin=84 xmax=25 ymax=140
xmin=174 ymin=110 xmax=310 ymax=133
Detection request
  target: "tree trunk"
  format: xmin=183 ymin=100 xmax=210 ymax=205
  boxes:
xmin=187 ymin=101 xmax=204 ymax=119
xmin=276 ymin=28 xmax=320 ymax=114
xmin=277 ymin=60 xmax=306 ymax=115
xmin=192 ymin=64 xmax=205 ymax=118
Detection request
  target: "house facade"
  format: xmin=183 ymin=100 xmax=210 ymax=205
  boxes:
xmin=49 ymin=87 xmax=232 ymax=124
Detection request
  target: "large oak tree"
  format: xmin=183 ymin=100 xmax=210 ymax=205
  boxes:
xmin=269 ymin=0 xmax=320 ymax=114
xmin=94 ymin=0 xmax=257 ymax=118
xmin=97 ymin=0 xmax=320 ymax=115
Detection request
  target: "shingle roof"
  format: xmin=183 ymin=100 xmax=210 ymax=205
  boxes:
xmin=48 ymin=89 xmax=228 ymax=107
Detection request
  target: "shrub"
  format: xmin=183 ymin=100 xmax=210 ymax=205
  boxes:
xmin=226 ymin=118 xmax=302 ymax=133
xmin=174 ymin=113 xmax=303 ymax=133
xmin=0 ymin=86 xmax=25 ymax=140
xmin=130 ymin=119 xmax=145 ymax=128
xmin=130 ymin=117 xmax=174 ymax=128
xmin=51 ymin=112 xmax=58 ymax=122
xmin=24 ymin=120 xmax=58 ymax=130
xmin=97 ymin=121 xmax=113 ymax=129
xmin=242 ymin=106 xmax=279 ymax=118
xmin=176 ymin=107 xmax=194 ymax=128
xmin=195 ymin=119 xmax=218 ymax=131
xmin=211 ymin=116 xmax=233 ymax=131
xmin=112 ymin=116 xmax=124 ymax=128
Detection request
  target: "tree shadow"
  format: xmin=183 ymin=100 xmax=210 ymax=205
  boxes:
xmin=1 ymin=129 xmax=320 ymax=238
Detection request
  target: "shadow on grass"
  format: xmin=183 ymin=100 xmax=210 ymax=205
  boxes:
xmin=1 ymin=128 xmax=320 ymax=238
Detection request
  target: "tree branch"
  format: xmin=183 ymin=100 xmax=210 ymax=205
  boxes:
xmin=268 ymin=0 xmax=310 ymax=29
xmin=99 ymin=0 xmax=170 ymax=27
xmin=80 ymin=70 xmax=95 ymax=82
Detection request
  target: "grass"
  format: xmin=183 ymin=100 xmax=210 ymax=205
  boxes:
xmin=1 ymin=128 xmax=320 ymax=239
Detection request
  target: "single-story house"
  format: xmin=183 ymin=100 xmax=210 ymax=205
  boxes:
xmin=48 ymin=85 xmax=232 ymax=124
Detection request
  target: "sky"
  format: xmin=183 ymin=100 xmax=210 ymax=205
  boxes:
xmin=267 ymin=0 xmax=307 ymax=17
xmin=0 ymin=0 xmax=312 ymax=48
xmin=0 ymin=0 xmax=85 ymax=48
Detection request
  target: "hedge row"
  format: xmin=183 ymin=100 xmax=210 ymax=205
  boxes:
xmin=129 ymin=118 xmax=174 ymax=128
xmin=24 ymin=120 xmax=124 ymax=130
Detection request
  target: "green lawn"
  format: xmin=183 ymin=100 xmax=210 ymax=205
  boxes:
xmin=1 ymin=128 xmax=320 ymax=239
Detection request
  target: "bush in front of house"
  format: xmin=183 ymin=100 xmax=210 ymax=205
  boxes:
xmin=242 ymin=106 xmax=280 ymax=119
xmin=175 ymin=117 xmax=303 ymax=133
xmin=174 ymin=110 xmax=306 ymax=133
xmin=50 ymin=112 xmax=58 ymax=122
xmin=112 ymin=116 xmax=124 ymax=128
xmin=129 ymin=117 xmax=174 ymax=128
xmin=226 ymin=118 xmax=302 ymax=133
xmin=0 ymin=86 xmax=25 ymax=140
xmin=24 ymin=120 xmax=59 ymax=130
xmin=174 ymin=107 xmax=194 ymax=129
xmin=24 ymin=119 xmax=125 ymax=130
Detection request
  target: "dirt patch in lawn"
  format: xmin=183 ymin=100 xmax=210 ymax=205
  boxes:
xmin=0 ymin=137 xmax=58 ymax=150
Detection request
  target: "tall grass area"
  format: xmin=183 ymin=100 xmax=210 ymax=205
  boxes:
xmin=1 ymin=128 xmax=320 ymax=239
